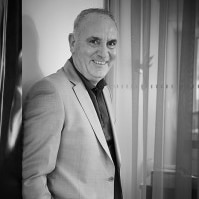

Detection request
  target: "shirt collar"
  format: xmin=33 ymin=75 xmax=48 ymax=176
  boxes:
xmin=69 ymin=57 xmax=107 ymax=91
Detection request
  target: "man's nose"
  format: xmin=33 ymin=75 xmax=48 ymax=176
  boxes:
xmin=97 ymin=44 xmax=109 ymax=59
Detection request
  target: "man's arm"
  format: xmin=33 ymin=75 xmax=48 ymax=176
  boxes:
xmin=22 ymin=79 xmax=64 ymax=199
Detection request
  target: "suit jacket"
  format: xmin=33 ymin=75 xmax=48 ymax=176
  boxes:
xmin=23 ymin=60 xmax=121 ymax=199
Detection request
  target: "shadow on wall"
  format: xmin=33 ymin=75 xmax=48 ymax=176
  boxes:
xmin=22 ymin=15 xmax=43 ymax=103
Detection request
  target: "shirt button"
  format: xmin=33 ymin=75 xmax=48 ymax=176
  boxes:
xmin=107 ymin=176 xmax=114 ymax=181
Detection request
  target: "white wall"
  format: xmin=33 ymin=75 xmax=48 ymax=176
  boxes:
xmin=22 ymin=0 xmax=104 ymax=100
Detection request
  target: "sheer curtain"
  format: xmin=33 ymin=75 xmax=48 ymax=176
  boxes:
xmin=108 ymin=0 xmax=199 ymax=198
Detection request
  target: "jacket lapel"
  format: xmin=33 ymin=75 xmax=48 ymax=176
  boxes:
xmin=73 ymin=84 xmax=113 ymax=161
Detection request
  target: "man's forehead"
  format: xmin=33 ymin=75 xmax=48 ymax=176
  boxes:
xmin=80 ymin=13 xmax=117 ymax=29
xmin=78 ymin=13 xmax=117 ymax=38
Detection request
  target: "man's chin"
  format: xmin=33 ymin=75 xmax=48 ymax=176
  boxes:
xmin=93 ymin=73 xmax=107 ymax=80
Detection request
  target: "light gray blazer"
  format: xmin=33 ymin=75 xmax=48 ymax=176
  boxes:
xmin=23 ymin=60 xmax=121 ymax=199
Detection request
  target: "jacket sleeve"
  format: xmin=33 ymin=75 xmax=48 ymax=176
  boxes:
xmin=22 ymin=79 xmax=64 ymax=199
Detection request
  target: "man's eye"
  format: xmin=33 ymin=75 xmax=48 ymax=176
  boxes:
xmin=89 ymin=39 xmax=100 ymax=45
xmin=107 ymin=40 xmax=117 ymax=48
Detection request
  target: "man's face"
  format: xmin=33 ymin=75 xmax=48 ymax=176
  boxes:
xmin=69 ymin=13 xmax=118 ymax=85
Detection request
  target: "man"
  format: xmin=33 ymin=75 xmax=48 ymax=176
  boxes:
xmin=23 ymin=8 xmax=123 ymax=199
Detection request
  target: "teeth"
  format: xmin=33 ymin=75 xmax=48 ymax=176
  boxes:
xmin=93 ymin=60 xmax=106 ymax=65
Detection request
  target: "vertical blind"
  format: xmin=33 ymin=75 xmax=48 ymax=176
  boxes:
xmin=109 ymin=0 xmax=199 ymax=198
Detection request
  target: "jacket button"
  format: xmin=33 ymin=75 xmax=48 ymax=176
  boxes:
xmin=108 ymin=176 xmax=114 ymax=181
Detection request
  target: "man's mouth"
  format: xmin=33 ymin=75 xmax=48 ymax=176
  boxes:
xmin=93 ymin=60 xmax=107 ymax=65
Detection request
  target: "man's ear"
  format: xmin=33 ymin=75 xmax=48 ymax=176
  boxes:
xmin=68 ymin=33 xmax=76 ymax=53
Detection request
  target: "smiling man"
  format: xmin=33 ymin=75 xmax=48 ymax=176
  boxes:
xmin=23 ymin=8 xmax=123 ymax=199
xmin=69 ymin=10 xmax=117 ymax=85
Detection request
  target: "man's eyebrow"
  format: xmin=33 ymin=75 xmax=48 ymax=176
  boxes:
xmin=108 ymin=39 xmax=117 ymax=42
xmin=87 ymin=36 xmax=101 ymax=41
xmin=86 ymin=37 xmax=117 ymax=43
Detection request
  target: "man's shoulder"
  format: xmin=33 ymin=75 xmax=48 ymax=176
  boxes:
xmin=26 ymin=59 xmax=83 ymax=102
xmin=35 ymin=60 xmax=74 ymax=88
xmin=46 ymin=59 xmax=80 ymax=87
xmin=47 ymin=67 xmax=70 ymax=87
